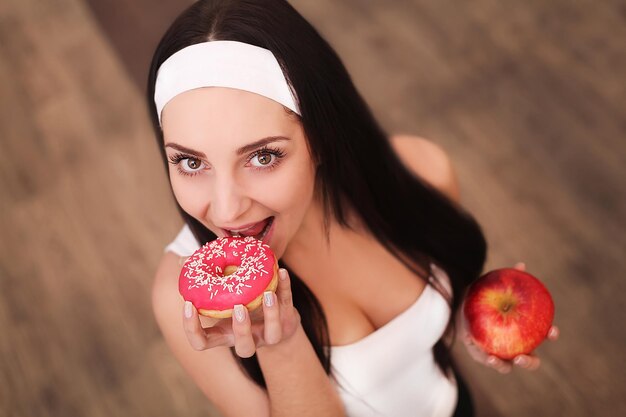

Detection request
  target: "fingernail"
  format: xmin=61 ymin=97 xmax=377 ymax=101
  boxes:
xmin=279 ymin=268 xmax=288 ymax=281
xmin=184 ymin=301 xmax=193 ymax=318
xmin=487 ymin=357 xmax=497 ymax=366
xmin=264 ymin=291 xmax=274 ymax=307
xmin=234 ymin=304 xmax=245 ymax=322
xmin=514 ymin=356 xmax=528 ymax=366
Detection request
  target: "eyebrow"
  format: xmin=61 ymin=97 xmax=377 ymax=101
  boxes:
xmin=164 ymin=136 xmax=291 ymax=158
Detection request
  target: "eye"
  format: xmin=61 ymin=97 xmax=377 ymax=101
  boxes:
xmin=182 ymin=158 xmax=203 ymax=171
xmin=250 ymin=151 xmax=274 ymax=167
xmin=247 ymin=146 xmax=286 ymax=171
xmin=167 ymin=153 xmax=206 ymax=177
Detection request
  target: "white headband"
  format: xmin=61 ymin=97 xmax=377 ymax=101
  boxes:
xmin=154 ymin=40 xmax=300 ymax=126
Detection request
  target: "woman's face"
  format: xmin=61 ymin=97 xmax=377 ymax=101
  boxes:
xmin=161 ymin=87 xmax=317 ymax=258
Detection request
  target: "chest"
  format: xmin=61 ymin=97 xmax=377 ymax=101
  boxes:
xmin=290 ymin=238 xmax=431 ymax=347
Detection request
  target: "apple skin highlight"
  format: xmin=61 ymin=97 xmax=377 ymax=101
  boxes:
xmin=463 ymin=268 xmax=555 ymax=360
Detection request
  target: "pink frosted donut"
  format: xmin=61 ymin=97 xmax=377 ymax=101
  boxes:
xmin=179 ymin=236 xmax=279 ymax=318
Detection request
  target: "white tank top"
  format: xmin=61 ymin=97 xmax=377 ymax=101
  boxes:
xmin=164 ymin=224 xmax=458 ymax=417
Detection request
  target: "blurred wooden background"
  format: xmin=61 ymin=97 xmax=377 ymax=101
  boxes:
xmin=1 ymin=0 xmax=625 ymax=416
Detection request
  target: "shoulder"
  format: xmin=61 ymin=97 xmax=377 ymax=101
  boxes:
xmin=152 ymin=252 xmax=186 ymax=322
xmin=152 ymin=252 xmax=269 ymax=417
xmin=389 ymin=134 xmax=461 ymax=203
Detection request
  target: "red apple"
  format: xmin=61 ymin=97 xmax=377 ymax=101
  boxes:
xmin=463 ymin=268 xmax=555 ymax=360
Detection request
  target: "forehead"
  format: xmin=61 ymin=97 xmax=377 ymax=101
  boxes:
xmin=161 ymin=87 xmax=296 ymax=145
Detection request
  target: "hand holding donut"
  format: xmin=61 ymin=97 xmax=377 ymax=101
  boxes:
xmin=178 ymin=237 xmax=300 ymax=357
xmin=182 ymin=267 xmax=300 ymax=357
xmin=460 ymin=262 xmax=560 ymax=374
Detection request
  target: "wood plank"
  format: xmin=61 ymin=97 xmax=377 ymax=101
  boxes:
xmin=1 ymin=0 xmax=624 ymax=415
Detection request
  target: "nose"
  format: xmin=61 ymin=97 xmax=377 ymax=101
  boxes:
xmin=207 ymin=172 xmax=252 ymax=226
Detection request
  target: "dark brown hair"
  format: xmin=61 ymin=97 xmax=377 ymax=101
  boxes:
xmin=147 ymin=0 xmax=487 ymax=387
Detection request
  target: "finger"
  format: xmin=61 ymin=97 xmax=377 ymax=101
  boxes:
xmin=463 ymin=332 xmax=474 ymax=345
xmin=461 ymin=327 xmax=492 ymax=364
xmin=183 ymin=301 xmax=232 ymax=350
xmin=183 ymin=301 xmax=209 ymax=351
xmin=232 ymin=304 xmax=256 ymax=358
xmin=513 ymin=354 xmax=541 ymax=370
xmin=513 ymin=262 xmax=526 ymax=271
xmin=465 ymin=341 xmax=490 ymax=363
xmin=487 ymin=355 xmax=512 ymax=374
xmin=462 ymin=333 xmax=487 ymax=361
xmin=277 ymin=268 xmax=294 ymax=309
xmin=463 ymin=333 xmax=512 ymax=373
xmin=548 ymin=325 xmax=560 ymax=341
xmin=262 ymin=291 xmax=281 ymax=345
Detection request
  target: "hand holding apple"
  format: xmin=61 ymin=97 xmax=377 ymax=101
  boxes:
xmin=460 ymin=262 xmax=559 ymax=373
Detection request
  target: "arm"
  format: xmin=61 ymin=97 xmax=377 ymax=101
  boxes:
xmin=389 ymin=135 xmax=564 ymax=372
xmin=152 ymin=252 xmax=345 ymax=417
xmin=255 ymin=274 xmax=345 ymax=417
xmin=152 ymin=252 xmax=270 ymax=416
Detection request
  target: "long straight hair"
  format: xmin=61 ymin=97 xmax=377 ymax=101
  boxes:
xmin=147 ymin=0 xmax=487 ymax=387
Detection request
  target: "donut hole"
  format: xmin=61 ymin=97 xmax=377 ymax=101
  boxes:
xmin=223 ymin=265 xmax=239 ymax=276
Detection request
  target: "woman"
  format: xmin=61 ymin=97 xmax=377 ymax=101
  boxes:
xmin=148 ymin=1 xmax=558 ymax=416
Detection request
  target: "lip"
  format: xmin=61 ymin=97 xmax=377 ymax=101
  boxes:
xmin=261 ymin=217 xmax=275 ymax=245
xmin=220 ymin=217 xmax=273 ymax=236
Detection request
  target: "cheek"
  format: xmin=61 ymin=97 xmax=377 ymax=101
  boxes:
xmin=256 ymin=160 xmax=316 ymax=213
xmin=170 ymin=175 xmax=208 ymax=218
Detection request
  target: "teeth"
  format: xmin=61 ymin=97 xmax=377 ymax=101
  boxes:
xmin=229 ymin=225 xmax=257 ymax=237
xmin=256 ymin=218 xmax=272 ymax=239
xmin=230 ymin=226 xmax=254 ymax=234
xmin=227 ymin=217 xmax=272 ymax=238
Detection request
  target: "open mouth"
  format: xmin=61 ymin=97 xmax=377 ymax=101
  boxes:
xmin=227 ymin=216 xmax=274 ymax=240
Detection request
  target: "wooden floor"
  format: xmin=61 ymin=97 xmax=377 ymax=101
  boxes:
xmin=1 ymin=0 xmax=625 ymax=415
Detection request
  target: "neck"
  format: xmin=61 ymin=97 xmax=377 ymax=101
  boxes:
xmin=281 ymin=196 xmax=372 ymax=280
xmin=282 ymin=197 xmax=334 ymax=265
